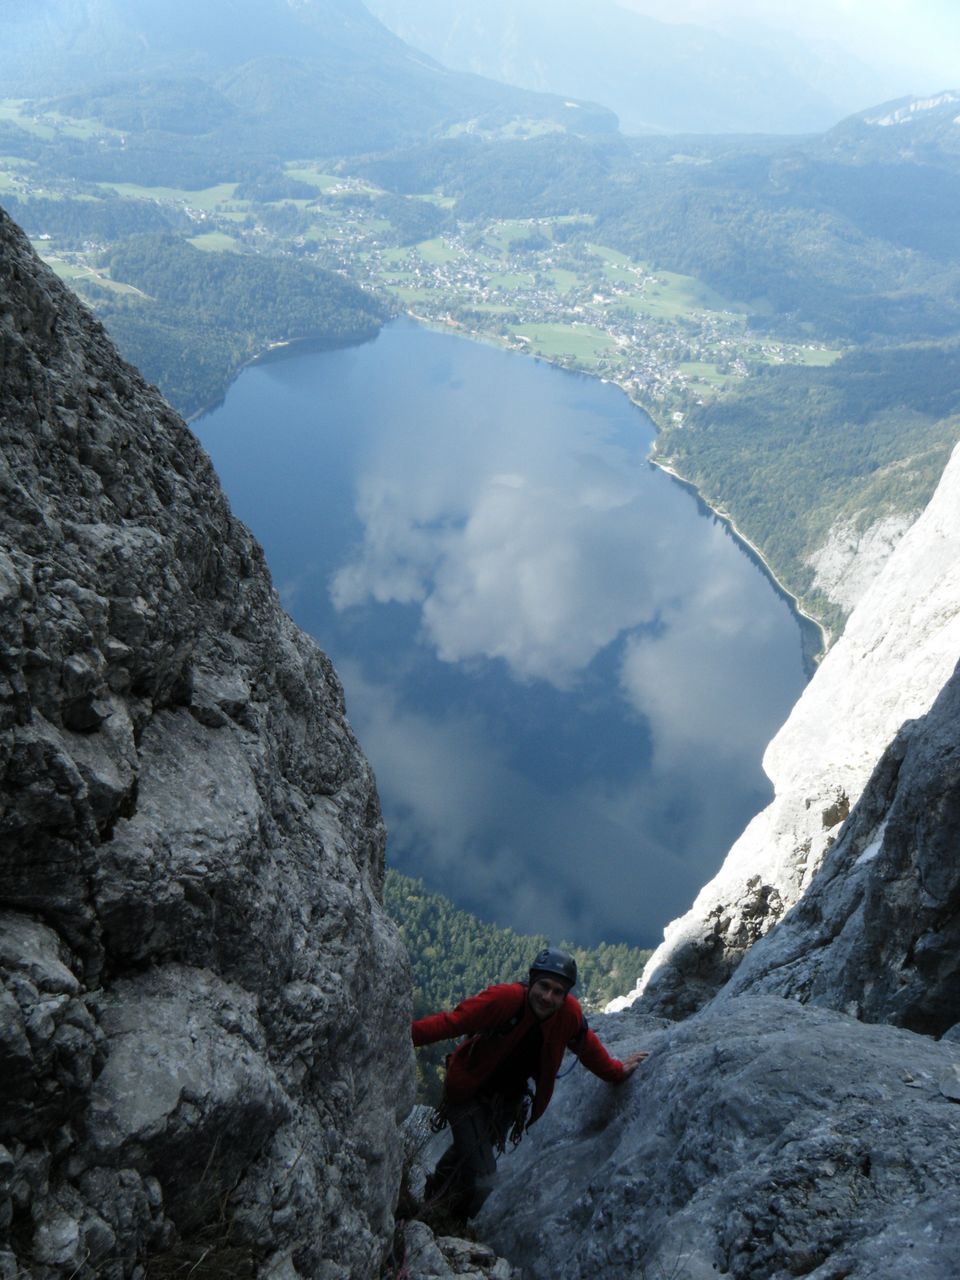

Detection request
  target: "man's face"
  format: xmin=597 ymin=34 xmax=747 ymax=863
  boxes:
xmin=528 ymin=975 xmax=569 ymax=1020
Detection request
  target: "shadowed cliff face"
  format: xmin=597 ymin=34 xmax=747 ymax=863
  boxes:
xmin=0 ymin=207 xmax=413 ymax=1279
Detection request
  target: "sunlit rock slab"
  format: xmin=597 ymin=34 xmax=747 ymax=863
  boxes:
xmin=482 ymin=999 xmax=960 ymax=1280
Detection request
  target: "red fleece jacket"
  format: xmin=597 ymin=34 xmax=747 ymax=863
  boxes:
xmin=412 ymin=982 xmax=626 ymax=1125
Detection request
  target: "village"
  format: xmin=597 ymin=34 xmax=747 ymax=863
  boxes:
xmin=287 ymin=187 xmax=838 ymax=421
xmin=0 ymin=103 xmax=838 ymax=427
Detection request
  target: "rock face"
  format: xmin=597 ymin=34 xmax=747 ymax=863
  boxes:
xmin=479 ymin=646 xmax=960 ymax=1275
xmin=481 ymin=999 xmax=960 ymax=1279
xmin=0 ymin=207 xmax=413 ymax=1277
xmin=721 ymin=656 xmax=960 ymax=1035
xmin=806 ymin=511 xmax=913 ymax=615
xmin=613 ymin=441 xmax=960 ymax=1018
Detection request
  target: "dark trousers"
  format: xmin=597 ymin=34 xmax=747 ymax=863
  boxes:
xmin=426 ymin=1094 xmax=517 ymax=1221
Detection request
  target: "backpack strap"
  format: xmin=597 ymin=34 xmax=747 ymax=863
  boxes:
xmin=569 ymin=1014 xmax=589 ymax=1053
xmin=494 ymin=982 xmax=529 ymax=1037
xmin=556 ymin=1015 xmax=589 ymax=1079
xmin=462 ymin=983 xmax=528 ymax=1061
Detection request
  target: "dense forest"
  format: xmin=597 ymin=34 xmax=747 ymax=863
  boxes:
xmin=384 ymin=870 xmax=652 ymax=1103
xmin=93 ymin=233 xmax=386 ymax=414
xmin=354 ymin=130 xmax=960 ymax=341
xmin=656 ymin=344 xmax=960 ymax=636
xmin=1 ymin=193 xmax=190 ymax=245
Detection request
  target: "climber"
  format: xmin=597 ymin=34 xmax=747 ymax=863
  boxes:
xmin=411 ymin=946 xmax=648 ymax=1223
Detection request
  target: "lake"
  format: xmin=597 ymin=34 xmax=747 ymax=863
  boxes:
xmin=195 ymin=318 xmax=810 ymax=948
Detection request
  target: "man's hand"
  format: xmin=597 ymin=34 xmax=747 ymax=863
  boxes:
xmin=619 ymin=1050 xmax=650 ymax=1079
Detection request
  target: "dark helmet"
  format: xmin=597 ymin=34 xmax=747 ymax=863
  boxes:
xmin=529 ymin=946 xmax=577 ymax=990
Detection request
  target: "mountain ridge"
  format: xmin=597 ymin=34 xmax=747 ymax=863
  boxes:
xmin=364 ymin=0 xmax=912 ymax=135
xmin=3 ymin=0 xmax=617 ymax=158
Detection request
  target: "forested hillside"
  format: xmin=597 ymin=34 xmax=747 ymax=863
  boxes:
xmin=657 ymin=346 xmax=960 ymax=637
xmin=350 ymin=103 xmax=960 ymax=635
xmin=92 ymin=234 xmax=386 ymax=414
xmin=355 ymin=125 xmax=960 ymax=339
xmin=385 ymin=871 xmax=652 ymax=1102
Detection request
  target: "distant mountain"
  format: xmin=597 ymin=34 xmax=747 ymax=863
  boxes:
xmin=352 ymin=91 xmax=960 ymax=337
xmin=1 ymin=0 xmax=616 ymax=160
xmin=363 ymin=0 xmax=897 ymax=135
xmin=816 ymin=91 xmax=960 ymax=168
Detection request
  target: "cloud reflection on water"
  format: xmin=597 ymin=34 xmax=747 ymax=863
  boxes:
xmin=198 ymin=321 xmax=807 ymax=947
xmin=338 ymin=658 xmax=692 ymax=943
xmin=321 ymin=330 xmax=804 ymax=942
xmin=330 ymin=400 xmax=666 ymax=687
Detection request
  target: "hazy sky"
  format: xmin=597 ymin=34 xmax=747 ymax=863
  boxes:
xmin=617 ymin=0 xmax=960 ymax=93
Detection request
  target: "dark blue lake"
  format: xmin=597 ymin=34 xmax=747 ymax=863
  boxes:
xmin=196 ymin=318 xmax=809 ymax=948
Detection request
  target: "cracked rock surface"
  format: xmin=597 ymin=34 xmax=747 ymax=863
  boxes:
xmin=482 ymin=1000 xmax=960 ymax=1279
xmin=720 ymin=656 xmax=960 ymax=1035
xmin=0 ymin=206 xmax=413 ymax=1278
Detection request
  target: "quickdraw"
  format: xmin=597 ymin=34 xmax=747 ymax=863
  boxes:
xmin=429 ymin=1101 xmax=449 ymax=1133
xmin=507 ymin=1092 xmax=531 ymax=1150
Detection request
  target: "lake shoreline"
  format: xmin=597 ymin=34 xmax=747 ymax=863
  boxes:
xmin=197 ymin=316 xmax=812 ymax=946
xmin=646 ymin=455 xmax=828 ymax=669
xmin=193 ymin=309 xmax=827 ymax=668
xmin=186 ymin=326 xmax=383 ymax=424
xmin=406 ymin=309 xmax=829 ymax=667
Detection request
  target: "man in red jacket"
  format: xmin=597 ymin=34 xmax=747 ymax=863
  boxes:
xmin=412 ymin=947 xmax=648 ymax=1222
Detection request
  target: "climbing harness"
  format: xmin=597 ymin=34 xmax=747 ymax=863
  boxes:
xmin=503 ymin=1091 xmax=532 ymax=1151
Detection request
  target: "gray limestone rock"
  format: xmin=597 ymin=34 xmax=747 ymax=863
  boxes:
xmin=481 ymin=999 xmax=960 ymax=1280
xmin=806 ymin=510 xmax=914 ymax=616
xmin=401 ymin=1221 xmax=520 ymax=1280
xmin=0 ymin=914 xmax=105 ymax=1143
xmin=0 ymin=206 xmax=413 ymax=1277
xmin=720 ymin=657 xmax=960 ymax=1036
